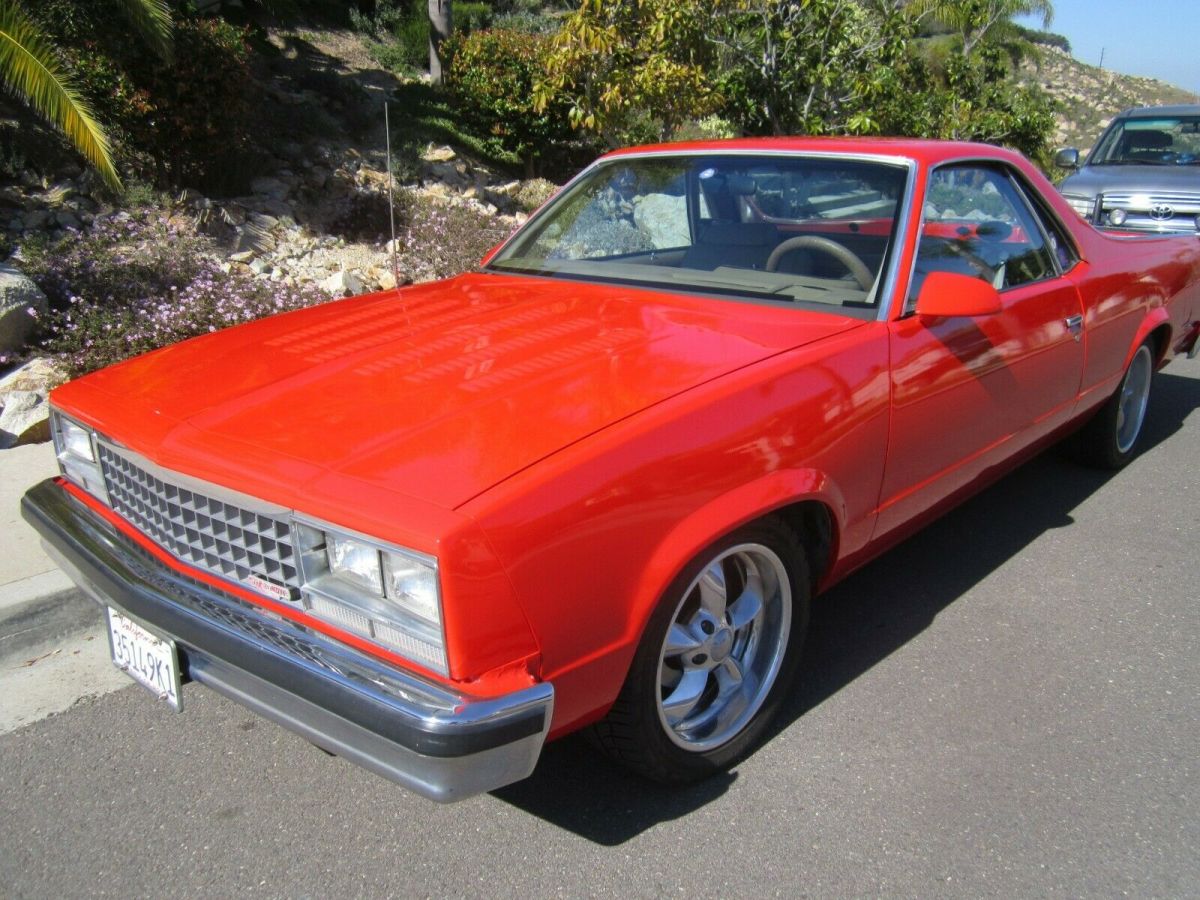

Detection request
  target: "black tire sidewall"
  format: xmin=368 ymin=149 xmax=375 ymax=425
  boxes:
xmin=617 ymin=517 xmax=811 ymax=782
xmin=1082 ymin=340 xmax=1154 ymax=469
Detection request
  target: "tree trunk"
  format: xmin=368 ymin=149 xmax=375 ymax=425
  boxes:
xmin=428 ymin=0 xmax=452 ymax=86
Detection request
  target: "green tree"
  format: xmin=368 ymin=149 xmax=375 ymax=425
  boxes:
xmin=0 ymin=0 xmax=172 ymax=190
xmin=534 ymin=0 xmax=720 ymax=146
xmin=714 ymin=0 xmax=924 ymax=137
xmin=910 ymin=0 xmax=1052 ymax=56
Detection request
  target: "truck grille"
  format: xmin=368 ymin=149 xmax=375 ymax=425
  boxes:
xmin=1101 ymin=191 xmax=1200 ymax=211
xmin=98 ymin=444 xmax=299 ymax=595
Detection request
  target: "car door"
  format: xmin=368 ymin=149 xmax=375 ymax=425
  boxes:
xmin=875 ymin=162 xmax=1085 ymax=539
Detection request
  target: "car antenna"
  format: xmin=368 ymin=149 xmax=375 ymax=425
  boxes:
xmin=385 ymin=101 xmax=399 ymax=292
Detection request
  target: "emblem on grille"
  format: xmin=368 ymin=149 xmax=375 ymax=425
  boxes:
xmin=1150 ymin=204 xmax=1175 ymax=221
xmin=246 ymin=574 xmax=294 ymax=602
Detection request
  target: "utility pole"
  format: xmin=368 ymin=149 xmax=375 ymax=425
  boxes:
xmin=1098 ymin=47 xmax=1105 ymax=72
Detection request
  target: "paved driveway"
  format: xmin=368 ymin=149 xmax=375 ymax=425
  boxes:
xmin=1 ymin=360 xmax=1197 ymax=897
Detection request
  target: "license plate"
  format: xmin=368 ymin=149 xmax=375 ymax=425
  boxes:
xmin=106 ymin=607 xmax=182 ymax=711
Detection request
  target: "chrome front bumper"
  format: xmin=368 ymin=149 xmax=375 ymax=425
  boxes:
xmin=21 ymin=479 xmax=553 ymax=803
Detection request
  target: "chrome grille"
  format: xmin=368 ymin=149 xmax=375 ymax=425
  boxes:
xmin=1102 ymin=191 xmax=1200 ymax=210
xmin=98 ymin=444 xmax=299 ymax=594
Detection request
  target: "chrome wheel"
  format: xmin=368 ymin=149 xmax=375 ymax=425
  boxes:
xmin=1116 ymin=345 xmax=1153 ymax=454
xmin=655 ymin=542 xmax=792 ymax=752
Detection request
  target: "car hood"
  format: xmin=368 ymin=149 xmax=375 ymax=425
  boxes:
xmin=1061 ymin=164 xmax=1200 ymax=197
xmin=56 ymin=273 xmax=861 ymax=511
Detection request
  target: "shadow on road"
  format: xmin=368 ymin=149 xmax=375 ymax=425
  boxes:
xmin=493 ymin=368 xmax=1199 ymax=843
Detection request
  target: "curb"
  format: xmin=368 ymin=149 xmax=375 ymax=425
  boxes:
xmin=0 ymin=570 xmax=99 ymax=666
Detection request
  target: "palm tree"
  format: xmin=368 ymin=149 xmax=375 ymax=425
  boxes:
xmin=0 ymin=0 xmax=173 ymax=191
xmin=910 ymin=0 xmax=1053 ymax=56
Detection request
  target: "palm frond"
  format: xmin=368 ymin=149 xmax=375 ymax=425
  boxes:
xmin=111 ymin=0 xmax=174 ymax=64
xmin=0 ymin=0 xmax=120 ymax=190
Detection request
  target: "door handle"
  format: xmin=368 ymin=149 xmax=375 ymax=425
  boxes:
xmin=1065 ymin=314 xmax=1083 ymax=341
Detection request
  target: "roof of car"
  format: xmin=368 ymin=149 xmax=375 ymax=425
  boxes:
xmin=1121 ymin=105 xmax=1200 ymax=118
xmin=602 ymin=136 xmax=1026 ymax=167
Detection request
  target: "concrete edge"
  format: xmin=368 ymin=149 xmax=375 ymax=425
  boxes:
xmin=0 ymin=570 xmax=99 ymax=665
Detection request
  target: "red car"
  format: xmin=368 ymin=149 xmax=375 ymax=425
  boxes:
xmin=23 ymin=138 xmax=1200 ymax=801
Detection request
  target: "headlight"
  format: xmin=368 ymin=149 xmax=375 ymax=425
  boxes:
xmin=61 ymin=418 xmax=95 ymax=461
xmin=295 ymin=521 xmax=446 ymax=672
xmin=327 ymin=534 xmax=384 ymax=595
xmin=50 ymin=410 xmax=110 ymax=505
xmin=1062 ymin=194 xmax=1093 ymax=218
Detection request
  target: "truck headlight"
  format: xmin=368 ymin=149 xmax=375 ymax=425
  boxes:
xmin=295 ymin=520 xmax=446 ymax=672
xmin=1061 ymin=193 xmax=1093 ymax=219
xmin=50 ymin=410 xmax=110 ymax=505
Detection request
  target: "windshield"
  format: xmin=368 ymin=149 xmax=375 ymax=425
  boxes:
xmin=1089 ymin=116 xmax=1200 ymax=166
xmin=488 ymin=154 xmax=909 ymax=318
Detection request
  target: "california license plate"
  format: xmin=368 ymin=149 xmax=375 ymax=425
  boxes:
xmin=106 ymin=607 xmax=182 ymax=711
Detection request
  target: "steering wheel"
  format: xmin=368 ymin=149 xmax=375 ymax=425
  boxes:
xmin=765 ymin=236 xmax=874 ymax=291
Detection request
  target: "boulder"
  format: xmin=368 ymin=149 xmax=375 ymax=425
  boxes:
xmin=0 ymin=264 xmax=49 ymax=354
xmin=320 ymin=269 xmax=365 ymax=297
xmin=632 ymin=193 xmax=690 ymax=248
xmin=0 ymin=390 xmax=50 ymax=448
xmin=0 ymin=357 xmax=66 ymax=399
xmin=421 ymin=145 xmax=457 ymax=163
xmin=249 ymin=176 xmax=290 ymax=201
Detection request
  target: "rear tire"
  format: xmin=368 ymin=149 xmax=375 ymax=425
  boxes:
xmin=1076 ymin=340 xmax=1155 ymax=469
xmin=590 ymin=517 xmax=810 ymax=783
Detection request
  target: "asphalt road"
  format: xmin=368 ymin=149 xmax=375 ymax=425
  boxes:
xmin=2 ymin=358 xmax=1197 ymax=898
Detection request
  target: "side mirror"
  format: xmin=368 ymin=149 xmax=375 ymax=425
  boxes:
xmin=1054 ymin=147 xmax=1080 ymax=170
xmin=916 ymin=271 xmax=1002 ymax=319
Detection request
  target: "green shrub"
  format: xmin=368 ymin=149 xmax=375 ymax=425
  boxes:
xmin=446 ymin=29 xmax=575 ymax=176
xmin=455 ymin=2 xmax=495 ymax=32
xmin=40 ymin=6 xmax=258 ymax=194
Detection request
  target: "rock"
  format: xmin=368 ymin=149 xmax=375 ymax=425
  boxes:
xmin=22 ymin=209 xmax=49 ymax=230
xmin=248 ymin=258 xmax=270 ymax=275
xmin=0 ymin=357 xmax=66 ymax=399
xmin=0 ymin=390 xmax=50 ymax=448
xmin=633 ymin=194 xmax=689 ymax=248
xmin=421 ymin=145 xmax=457 ymax=163
xmin=320 ymin=269 xmax=365 ymax=297
xmin=425 ymin=161 xmax=467 ymax=188
xmin=229 ymin=250 xmax=256 ymax=263
xmin=249 ymin=176 xmax=290 ymax=201
xmin=0 ymin=264 xmax=49 ymax=354
xmin=232 ymin=223 xmax=276 ymax=255
xmin=55 ymin=209 xmax=80 ymax=230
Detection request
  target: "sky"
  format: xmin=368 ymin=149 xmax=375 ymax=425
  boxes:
xmin=1016 ymin=0 xmax=1199 ymax=95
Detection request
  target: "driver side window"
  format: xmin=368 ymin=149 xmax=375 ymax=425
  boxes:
xmin=909 ymin=165 xmax=1056 ymax=306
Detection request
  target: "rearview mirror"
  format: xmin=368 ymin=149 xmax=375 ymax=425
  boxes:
xmin=916 ymin=272 xmax=1002 ymax=319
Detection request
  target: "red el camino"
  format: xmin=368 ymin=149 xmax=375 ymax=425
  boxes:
xmin=23 ymin=139 xmax=1200 ymax=801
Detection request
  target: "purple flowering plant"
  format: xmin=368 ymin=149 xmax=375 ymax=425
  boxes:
xmin=20 ymin=213 xmax=328 ymax=377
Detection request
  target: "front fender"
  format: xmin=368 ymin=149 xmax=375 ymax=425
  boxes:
xmin=626 ymin=468 xmax=844 ymax=650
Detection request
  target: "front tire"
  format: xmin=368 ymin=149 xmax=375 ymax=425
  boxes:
xmin=1077 ymin=340 xmax=1155 ymax=469
xmin=590 ymin=518 xmax=810 ymax=783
